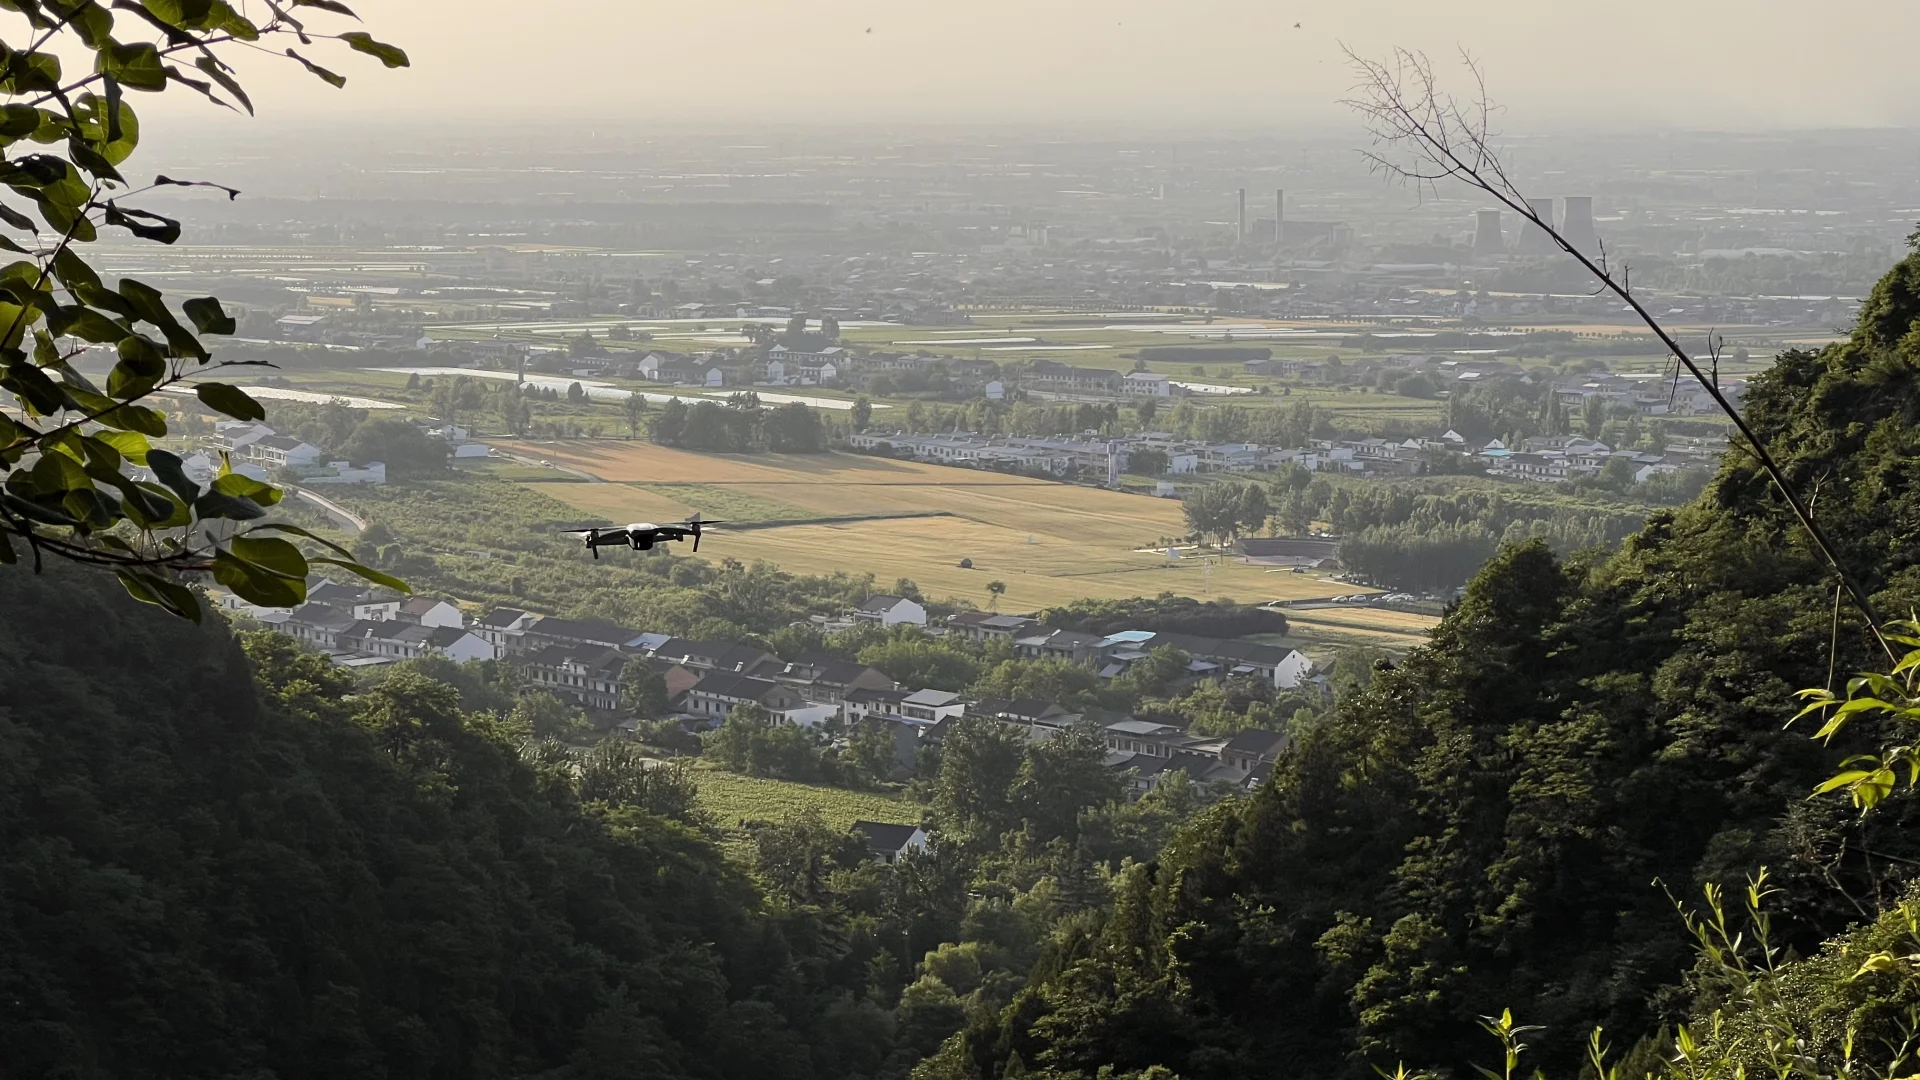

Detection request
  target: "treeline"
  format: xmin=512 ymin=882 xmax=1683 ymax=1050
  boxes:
xmin=861 ymin=396 xmax=1329 ymax=448
xmin=1138 ymin=345 xmax=1271 ymax=363
xmin=653 ymin=394 xmax=829 ymax=453
xmin=1264 ymin=474 xmax=1648 ymax=591
xmin=1038 ymin=595 xmax=1289 ymax=639
xmin=251 ymin=398 xmax=452 ymax=476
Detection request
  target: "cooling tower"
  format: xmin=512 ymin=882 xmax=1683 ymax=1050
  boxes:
xmin=1472 ymin=209 xmax=1504 ymax=257
xmin=1561 ymin=196 xmax=1598 ymax=257
xmin=1518 ymin=197 xmax=1556 ymax=255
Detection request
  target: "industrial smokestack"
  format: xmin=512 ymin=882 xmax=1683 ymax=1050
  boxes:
xmin=1561 ymin=196 xmax=1598 ymax=256
xmin=1237 ymin=188 xmax=1247 ymax=240
xmin=1472 ymin=210 xmax=1504 ymax=257
xmin=1275 ymin=189 xmax=1285 ymax=242
xmin=1518 ymin=197 xmax=1556 ymax=255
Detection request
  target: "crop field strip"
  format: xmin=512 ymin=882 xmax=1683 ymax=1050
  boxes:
xmin=515 ymin=441 xmax=1445 ymax=615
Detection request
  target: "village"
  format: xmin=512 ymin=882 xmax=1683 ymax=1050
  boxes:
xmin=217 ymin=582 xmax=1308 ymax=801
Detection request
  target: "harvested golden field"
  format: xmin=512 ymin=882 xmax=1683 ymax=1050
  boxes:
xmin=517 ymin=441 xmax=1352 ymax=609
xmin=1279 ymin=606 xmax=1441 ymax=646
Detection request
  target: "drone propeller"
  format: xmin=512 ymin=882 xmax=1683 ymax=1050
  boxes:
xmin=560 ymin=526 xmax=606 ymax=559
xmin=675 ymin=513 xmax=726 ymax=552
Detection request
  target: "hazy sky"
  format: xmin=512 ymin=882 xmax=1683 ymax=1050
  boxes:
xmin=138 ymin=0 xmax=1920 ymax=135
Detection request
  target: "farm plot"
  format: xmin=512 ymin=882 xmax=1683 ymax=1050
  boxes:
xmin=520 ymin=441 xmax=1342 ymax=609
xmin=693 ymin=768 xmax=918 ymax=856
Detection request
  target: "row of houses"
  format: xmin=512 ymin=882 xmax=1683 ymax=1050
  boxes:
xmin=235 ymin=583 xmax=1305 ymax=797
xmin=944 ymin=612 xmax=1315 ymax=690
xmin=849 ymin=423 xmax=1723 ymax=486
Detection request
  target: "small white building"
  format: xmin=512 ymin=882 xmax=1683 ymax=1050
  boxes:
xmin=303 ymin=460 xmax=387 ymax=485
xmin=1122 ymin=371 xmax=1173 ymax=397
xmin=984 ymin=380 xmax=1005 ymax=401
xmin=395 ymin=596 xmax=464 ymax=629
xmin=1274 ymin=649 xmax=1314 ymax=690
xmin=899 ymin=689 xmax=965 ymax=723
xmin=853 ymin=593 xmax=927 ymax=627
xmin=852 ymin=820 xmax=929 ymax=864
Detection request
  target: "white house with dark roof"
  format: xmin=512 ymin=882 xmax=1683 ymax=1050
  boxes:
xmin=854 ymin=594 xmax=927 ymax=627
xmin=852 ymin=820 xmax=929 ymax=864
xmin=843 ymin=686 xmax=912 ymax=727
xmin=394 ymin=596 xmax=463 ymax=629
xmin=245 ymin=434 xmax=323 ymax=470
xmin=473 ymin=608 xmax=540 ymax=657
xmin=682 ymin=672 xmax=807 ymax=722
xmin=522 ymin=645 xmax=631 ymax=711
xmin=900 ymin=689 xmax=965 ymax=723
xmin=338 ymin=620 xmax=492 ymax=664
xmin=282 ymin=602 xmax=357 ymax=649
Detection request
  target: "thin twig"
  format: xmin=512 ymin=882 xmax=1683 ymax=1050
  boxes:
xmin=1342 ymin=45 xmax=1893 ymax=662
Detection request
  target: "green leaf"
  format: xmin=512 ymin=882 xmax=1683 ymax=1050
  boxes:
xmin=212 ymin=470 xmax=282 ymax=506
xmin=228 ymin=534 xmax=307 ymax=580
xmin=193 ymin=57 xmax=253 ymax=115
xmin=93 ymin=428 xmax=151 ymax=465
xmin=96 ymin=41 xmax=168 ymax=92
xmin=339 ymin=32 xmax=407 ymax=68
xmin=143 ymin=447 xmax=203 ymax=503
xmin=71 ymin=91 xmax=139 ymax=164
xmin=68 ymin=140 xmax=125 ymax=184
xmin=0 ymin=104 xmax=39 ymax=140
xmin=117 ymin=570 xmax=203 ymax=622
xmin=312 ymin=555 xmax=410 ymax=594
xmin=293 ymin=0 xmax=359 ymax=15
xmin=106 ymin=357 xmax=161 ymax=398
xmin=103 ymin=202 xmax=181 ymax=244
xmin=115 ymin=332 xmax=165 ymax=372
xmin=2 ymin=357 xmax=72 ymax=413
xmin=46 ymin=304 xmax=130 ymax=343
xmin=247 ymin=520 xmax=355 ymax=559
xmin=49 ymin=247 xmax=103 ymax=295
xmin=116 ymin=277 xmax=180 ymax=327
xmin=195 ymin=381 xmax=264 ymax=421
xmin=94 ymin=402 xmax=166 ymax=436
xmin=212 ymin=548 xmax=304 ymax=606
xmin=0 ymin=200 xmax=34 ymax=231
xmin=194 ymin=487 xmax=266 ymax=520
xmin=182 ymin=296 xmax=235 ymax=335
xmin=284 ymin=48 xmax=346 ymax=88
xmin=0 ymin=51 xmax=61 ymax=95
xmin=152 ymin=175 xmax=240 ymax=200
xmin=29 ymin=444 xmax=92 ymax=492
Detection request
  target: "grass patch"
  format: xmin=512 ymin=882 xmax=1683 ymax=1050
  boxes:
xmin=632 ymin=483 xmax=809 ymax=524
xmin=693 ymin=767 xmax=918 ymax=856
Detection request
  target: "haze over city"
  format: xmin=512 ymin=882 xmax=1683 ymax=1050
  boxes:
xmin=132 ymin=0 xmax=1920 ymax=133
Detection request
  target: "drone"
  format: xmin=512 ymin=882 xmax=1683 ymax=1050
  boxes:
xmin=561 ymin=514 xmax=724 ymax=558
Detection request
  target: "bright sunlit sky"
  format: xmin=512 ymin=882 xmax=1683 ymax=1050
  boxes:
xmin=124 ymin=0 xmax=1920 ymax=136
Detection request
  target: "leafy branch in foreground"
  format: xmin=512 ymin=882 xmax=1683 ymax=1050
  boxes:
xmin=0 ymin=0 xmax=407 ymax=618
xmin=1398 ymin=872 xmax=1920 ymax=1080
xmin=1795 ymin=620 xmax=1920 ymax=813
xmin=1342 ymin=47 xmax=1891 ymax=663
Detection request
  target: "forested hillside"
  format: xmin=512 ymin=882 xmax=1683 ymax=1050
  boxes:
xmin=0 ymin=565 xmax=871 ymax=1080
xmin=914 ymin=251 xmax=1920 ymax=1078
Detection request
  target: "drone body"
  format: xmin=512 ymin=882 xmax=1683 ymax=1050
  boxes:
xmin=561 ymin=514 xmax=722 ymax=558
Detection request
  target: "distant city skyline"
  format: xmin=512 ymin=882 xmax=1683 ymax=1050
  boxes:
xmin=123 ymin=0 xmax=1920 ymax=136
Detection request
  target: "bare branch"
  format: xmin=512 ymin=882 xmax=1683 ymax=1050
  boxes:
xmin=1342 ymin=47 xmax=1894 ymax=661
